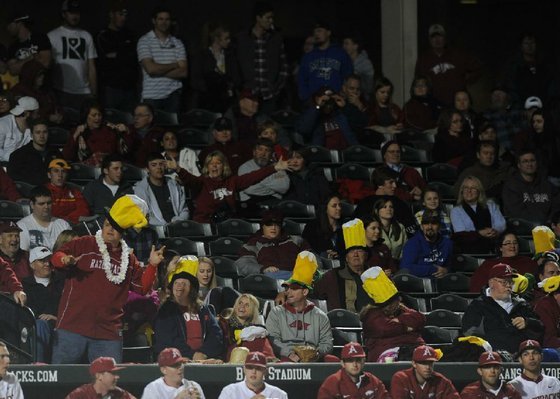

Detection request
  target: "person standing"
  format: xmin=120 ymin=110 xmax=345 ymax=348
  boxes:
xmin=461 ymin=351 xmax=521 ymax=399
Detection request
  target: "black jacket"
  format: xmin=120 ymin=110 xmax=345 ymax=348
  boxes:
xmin=82 ymin=176 xmax=133 ymax=215
xmin=284 ymin=167 xmax=331 ymax=208
xmin=21 ymin=272 xmax=65 ymax=318
xmin=7 ymin=142 xmax=60 ymax=186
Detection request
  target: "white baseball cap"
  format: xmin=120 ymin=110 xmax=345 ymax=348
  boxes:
xmin=29 ymin=246 xmax=53 ymax=264
xmin=524 ymin=96 xmax=542 ymax=110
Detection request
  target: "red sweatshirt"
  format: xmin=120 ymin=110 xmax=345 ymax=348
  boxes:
xmin=469 ymin=256 xmax=538 ymax=293
xmin=391 ymin=368 xmax=460 ymax=399
xmin=533 ymin=294 xmax=560 ymax=348
xmin=0 ymin=258 xmax=23 ymax=294
xmin=46 ymin=183 xmax=90 ymax=224
xmin=0 ymin=167 xmax=21 ymax=202
xmin=52 ymin=235 xmax=156 ymax=340
xmin=318 ymin=368 xmax=390 ymax=399
xmin=460 ymin=380 xmax=521 ymax=399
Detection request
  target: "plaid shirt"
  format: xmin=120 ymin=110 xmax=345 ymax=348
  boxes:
xmin=253 ymin=31 xmax=288 ymax=100
xmin=124 ymin=227 xmax=159 ymax=264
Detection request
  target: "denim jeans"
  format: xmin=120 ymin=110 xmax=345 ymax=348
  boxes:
xmin=51 ymin=329 xmax=122 ymax=364
xmin=35 ymin=319 xmax=55 ymax=363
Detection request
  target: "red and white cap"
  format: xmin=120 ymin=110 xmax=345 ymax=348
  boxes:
xmin=518 ymin=340 xmax=542 ymax=354
xmin=341 ymin=342 xmax=366 ymax=359
xmin=412 ymin=345 xmax=439 ymax=362
xmin=245 ymin=351 xmax=267 ymax=368
xmin=158 ymin=347 xmax=188 ymax=367
xmin=478 ymin=351 xmax=502 ymax=366
xmin=89 ymin=357 xmax=125 ymax=375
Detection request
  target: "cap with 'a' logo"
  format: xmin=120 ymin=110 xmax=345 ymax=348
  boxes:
xmin=518 ymin=340 xmax=542 ymax=355
xmin=412 ymin=345 xmax=439 ymax=362
xmin=245 ymin=351 xmax=267 ymax=368
xmin=158 ymin=347 xmax=188 ymax=367
xmin=341 ymin=342 xmax=366 ymax=359
xmin=478 ymin=351 xmax=502 ymax=366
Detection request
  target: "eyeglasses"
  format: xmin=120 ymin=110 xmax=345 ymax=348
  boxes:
xmin=494 ymin=278 xmax=513 ymax=287
xmin=462 ymin=186 xmax=479 ymax=192
xmin=520 ymin=159 xmax=536 ymax=164
xmin=502 ymin=241 xmax=518 ymax=246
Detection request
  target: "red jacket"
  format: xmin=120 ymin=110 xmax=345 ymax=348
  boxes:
xmin=0 ymin=258 xmax=23 ymax=294
xmin=238 ymin=232 xmax=309 ymax=272
xmin=178 ymin=164 xmax=277 ymax=222
xmin=533 ymin=294 xmax=560 ymax=348
xmin=317 ymin=368 xmax=390 ymax=399
xmin=52 ymin=236 xmax=156 ymax=340
xmin=46 ymin=183 xmax=90 ymax=224
xmin=0 ymin=167 xmax=21 ymax=202
xmin=391 ymin=368 xmax=460 ymax=399
xmin=362 ymin=304 xmax=425 ymax=361
xmin=0 ymin=249 xmax=31 ymax=281
xmin=63 ymin=125 xmax=120 ymax=165
xmin=65 ymin=383 xmax=136 ymax=399
xmin=469 ymin=256 xmax=538 ymax=293
xmin=460 ymin=380 xmax=521 ymax=399
xmin=393 ymin=165 xmax=427 ymax=203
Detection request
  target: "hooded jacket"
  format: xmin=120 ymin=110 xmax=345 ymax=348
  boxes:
xmin=46 ymin=182 xmax=90 ymax=224
xmin=133 ymin=177 xmax=189 ymax=226
xmin=83 ymin=176 xmax=133 ymax=215
xmin=11 ymin=60 xmax=59 ymax=120
xmin=400 ymin=230 xmax=453 ymax=277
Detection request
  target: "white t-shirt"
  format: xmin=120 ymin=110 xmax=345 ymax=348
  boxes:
xmin=218 ymin=381 xmax=288 ymax=399
xmin=141 ymin=377 xmax=205 ymax=399
xmin=17 ymin=214 xmax=72 ymax=251
xmin=0 ymin=371 xmax=24 ymax=399
xmin=47 ymin=25 xmax=97 ymax=94
xmin=509 ymin=373 xmax=560 ymax=399
xmin=0 ymin=115 xmax=31 ymax=162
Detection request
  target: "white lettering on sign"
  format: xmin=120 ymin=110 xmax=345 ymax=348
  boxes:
xmin=235 ymin=366 xmax=312 ymax=381
xmin=13 ymin=370 xmax=58 ymax=383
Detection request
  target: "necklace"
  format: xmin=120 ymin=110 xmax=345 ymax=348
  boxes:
xmin=95 ymin=230 xmax=129 ymax=284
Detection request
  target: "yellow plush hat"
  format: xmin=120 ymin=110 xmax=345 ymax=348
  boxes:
xmin=108 ymin=195 xmax=149 ymax=232
xmin=167 ymin=255 xmax=199 ymax=284
xmin=342 ymin=219 xmax=367 ymax=251
xmin=538 ymin=275 xmax=560 ymax=294
xmin=360 ymin=267 xmax=398 ymax=305
xmin=457 ymin=336 xmax=492 ymax=352
xmin=282 ymin=251 xmax=318 ymax=290
xmin=512 ymin=273 xmax=529 ymax=294
xmin=532 ymin=226 xmax=557 ymax=254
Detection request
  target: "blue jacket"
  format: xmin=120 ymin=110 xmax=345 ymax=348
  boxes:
xmin=400 ymin=231 xmax=453 ymax=277
xmin=153 ymin=300 xmax=224 ymax=359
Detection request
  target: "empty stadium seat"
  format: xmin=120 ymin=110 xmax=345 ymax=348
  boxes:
xmin=105 ymin=108 xmax=133 ymax=125
xmin=327 ymin=309 xmax=363 ymax=356
xmin=0 ymin=200 xmax=27 ymax=220
xmin=436 ymin=273 xmax=470 ymax=293
xmin=14 ymin=181 xmax=35 ymax=198
xmin=393 ymin=274 xmax=433 ymax=294
xmin=422 ymin=325 xmax=456 ymax=344
xmin=211 ymin=256 xmax=239 ymax=289
xmin=452 ymin=254 xmax=482 ymax=273
xmin=215 ymin=219 xmax=260 ymax=240
xmin=282 ymin=219 xmax=305 ymax=236
xmin=122 ymin=163 xmax=146 ymax=183
xmin=273 ymin=200 xmax=315 ymax=222
xmin=238 ymin=274 xmax=281 ymax=300
xmin=208 ymin=237 xmax=244 ymax=258
xmin=305 ymin=145 xmax=340 ymax=165
xmin=334 ymin=163 xmax=372 ymax=182
xmin=425 ymin=309 xmax=463 ymax=329
xmin=425 ymin=163 xmax=458 ymax=184
xmin=181 ymin=108 xmax=221 ymax=129
xmin=69 ymin=163 xmax=100 ymax=186
xmin=177 ymin=128 xmax=210 ymax=149
xmin=342 ymin=145 xmax=382 ymax=165
xmin=401 ymin=293 xmax=427 ymax=312
xmin=430 ymin=293 xmax=470 ymax=313
xmin=166 ymin=220 xmax=214 ymax=241
xmin=270 ymin=109 xmax=299 ymax=129
xmin=401 ymin=145 xmax=429 ymax=163
xmin=506 ymin=218 xmax=539 ymax=237
xmin=163 ymin=237 xmax=206 ymax=256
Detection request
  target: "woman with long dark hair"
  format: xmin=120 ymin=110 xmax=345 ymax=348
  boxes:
xmin=302 ymin=193 xmax=345 ymax=259
xmin=372 ymin=198 xmax=407 ymax=260
xmin=432 ymin=108 xmax=473 ymax=166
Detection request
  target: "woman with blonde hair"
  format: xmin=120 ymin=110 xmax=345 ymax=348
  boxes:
xmin=52 ymin=230 xmax=78 ymax=253
xmin=196 ymin=257 xmax=218 ymax=300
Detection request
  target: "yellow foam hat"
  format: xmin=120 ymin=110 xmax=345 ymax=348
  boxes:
xmin=343 ymin=219 xmax=367 ymax=250
xmin=108 ymin=195 xmax=149 ymax=231
xmin=360 ymin=267 xmax=398 ymax=305
xmin=167 ymin=255 xmax=199 ymax=284
xmin=458 ymin=336 xmax=492 ymax=352
xmin=532 ymin=226 xmax=556 ymax=254
xmin=283 ymin=251 xmax=318 ymax=290
xmin=512 ymin=274 xmax=529 ymax=294
xmin=538 ymin=275 xmax=560 ymax=294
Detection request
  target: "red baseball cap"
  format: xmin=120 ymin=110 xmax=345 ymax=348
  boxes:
xmin=412 ymin=345 xmax=439 ymax=362
xmin=89 ymin=357 xmax=125 ymax=375
xmin=245 ymin=351 xmax=267 ymax=368
xmin=478 ymin=351 xmax=502 ymax=366
xmin=0 ymin=221 xmax=22 ymax=234
xmin=158 ymin=347 xmax=188 ymax=367
xmin=488 ymin=263 xmax=518 ymax=280
xmin=518 ymin=340 xmax=542 ymax=355
xmin=341 ymin=342 xmax=366 ymax=359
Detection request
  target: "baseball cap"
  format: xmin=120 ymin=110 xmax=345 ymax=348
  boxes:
xmin=29 ymin=246 xmax=53 ymax=264
xmin=48 ymin=159 xmax=71 ymax=170
xmin=421 ymin=210 xmax=440 ymax=225
xmin=261 ymin=209 xmax=283 ymax=226
xmin=245 ymin=351 xmax=267 ymax=368
xmin=158 ymin=347 xmax=188 ymax=367
xmin=429 ymin=24 xmax=446 ymax=37
xmin=89 ymin=357 xmax=125 ymax=375
xmin=524 ymin=96 xmax=543 ymax=110
xmin=0 ymin=221 xmax=22 ymax=234
xmin=213 ymin=117 xmax=233 ymax=132
xmin=10 ymin=12 xmax=31 ymax=23
xmin=10 ymin=96 xmax=39 ymax=116
xmin=478 ymin=351 xmax=502 ymax=367
xmin=518 ymin=339 xmax=542 ymax=355
xmin=412 ymin=345 xmax=439 ymax=362
xmin=341 ymin=342 xmax=366 ymax=359
xmin=488 ymin=263 xmax=518 ymax=280
xmin=61 ymin=0 xmax=80 ymax=12
xmin=239 ymin=88 xmax=258 ymax=102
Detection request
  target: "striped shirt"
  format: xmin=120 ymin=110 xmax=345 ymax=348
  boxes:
xmin=137 ymin=30 xmax=186 ymax=100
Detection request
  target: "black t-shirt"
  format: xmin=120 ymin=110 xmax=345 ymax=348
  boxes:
xmin=8 ymin=33 xmax=51 ymax=61
xmin=149 ymin=181 xmax=175 ymax=223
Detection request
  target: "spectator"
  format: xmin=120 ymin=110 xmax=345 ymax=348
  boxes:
xmin=532 ymin=252 xmax=560 ymax=302
xmin=414 ymin=186 xmax=452 ymax=238
xmin=7 ymin=118 xmax=59 ymax=186
xmin=454 ymin=90 xmax=480 ymax=139
xmin=83 ymin=154 xmax=133 ymax=216
xmin=141 ymin=347 xmax=206 ymax=399
xmin=17 ymin=186 xmax=71 ymax=251
xmin=483 ymin=86 xmax=525 ymax=152
xmin=48 ymin=0 xmax=97 ymax=109
xmin=403 ymin=75 xmax=442 ymax=131
xmin=302 ymin=193 xmax=344 ymax=259
xmin=533 ymin=276 xmax=560 ymax=349
xmin=297 ymin=20 xmax=353 ymax=103
xmin=284 ymin=147 xmax=331 ymax=208
xmin=460 ymin=352 xmax=521 ymax=399
xmin=0 ymin=168 xmax=21 ymax=202
xmin=414 ymin=24 xmax=481 ymax=106
xmin=381 ymin=140 xmax=427 ymax=202
xmin=137 ymin=6 xmax=187 ymax=115
xmin=218 ymin=351 xmax=287 ymax=399
xmin=169 ymin=150 xmax=292 ymax=223
xmin=0 ymin=341 xmax=24 ymax=399
xmin=6 ymin=12 xmax=51 ymax=75
xmin=317 ymin=342 xmax=389 ymax=399
xmin=223 ymin=88 xmax=265 ymax=143
xmin=127 ymin=102 xmax=165 ymax=167
xmin=433 ymin=108 xmax=473 ymax=166
xmin=133 ymin=152 xmax=189 ymax=226
xmin=360 ymin=267 xmax=425 ymax=362
xmin=372 ymin=198 xmax=408 ymax=261
xmin=340 ymin=74 xmax=369 ymax=136
xmin=154 ymin=258 xmax=224 ymax=362
xmin=266 ymin=251 xmax=333 ymax=362
xmin=400 ymin=210 xmax=453 ymax=278
xmin=256 ymin=120 xmax=288 ymax=161
xmin=0 ymin=221 xmax=31 ymax=281
xmin=46 ymin=158 xmax=90 ymax=224
xmin=95 ymin=1 xmax=138 ymax=113
xmin=450 ymin=175 xmax=506 ymax=254
xmin=235 ymin=209 xmax=311 ymax=279
xmin=502 ymin=149 xmax=559 ymax=224
xmin=21 ymin=246 xmax=64 ymax=363
xmin=0 ymin=96 xmax=39 ymax=162
xmin=196 ymin=257 xmax=218 ymax=302
xmin=66 ymin=357 xmax=134 ymax=399
xmin=342 ymin=32 xmax=375 ymax=98
xmin=234 ymin=1 xmax=288 ymax=114
xmin=470 ymin=231 xmax=538 ymax=293
xmin=0 ymin=91 xmax=15 ymax=118
xmin=160 ymin=130 xmax=200 ymax=177
xmin=362 ymin=215 xmax=395 ymax=274
xmin=366 ymin=77 xmax=404 ymax=135
xmin=52 ymin=229 xmax=78 ymax=253
xmin=462 ymin=264 xmax=543 ymax=354
xmin=0 ymin=257 xmax=27 ymax=306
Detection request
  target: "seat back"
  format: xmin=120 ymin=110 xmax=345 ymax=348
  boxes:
xmin=215 ymin=219 xmax=260 ymax=240
xmin=0 ymin=201 xmax=27 ymax=220
xmin=211 ymin=256 xmax=239 ymax=289
xmin=334 ymin=163 xmax=372 ymax=182
xmin=163 ymin=237 xmax=206 ymax=256
xmin=273 ymin=200 xmax=315 ymax=222
xmin=430 ymin=293 xmax=470 ymax=312
xmin=122 ymin=163 xmax=146 ymax=183
xmin=166 ymin=220 xmax=214 ymax=241
xmin=426 ymin=163 xmax=458 ymax=184
xmin=0 ymin=294 xmax=36 ymax=363
xmin=208 ymin=237 xmax=244 ymax=258
xmin=436 ymin=273 xmax=471 ymax=293
xmin=452 ymin=254 xmax=482 ymax=273
xmin=177 ymin=128 xmax=210 ymax=149
xmin=393 ymin=274 xmax=433 ymax=293
xmin=342 ymin=145 xmax=382 ymax=165
xmin=238 ymin=274 xmax=281 ymax=299
xmin=305 ymin=145 xmax=340 ymax=165
xmin=425 ymin=309 xmax=463 ymax=328
xmin=422 ymin=325 xmax=456 ymax=344
xmin=69 ymin=163 xmax=100 ymax=186
xmin=181 ymin=108 xmax=221 ymax=129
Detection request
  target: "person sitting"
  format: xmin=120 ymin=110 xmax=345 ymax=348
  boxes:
xmin=462 ymin=263 xmax=543 ymax=354
xmin=400 ymin=210 xmax=453 ymax=278
xmin=470 ymin=231 xmax=538 ymax=293
xmin=154 ymin=257 xmax=224 ymax=362
xmin=0 ymin=96 xmax=39 ymax=162
xmin=302 ymin=193 xmax=344 ymax=260
xmin=533 ymin=275 xmax=560 ymax=350
xmin=366 ymin=77 xmax=404 ymax=135
xmin=159 ymin=130 xmax=200 ymax=178
xmin=433 ymin=108 xmax=473 ymax=167
xmin=360 ymin=267 xmax=426 ymax=362
xmin=372 ymin=198 xmax=408 ymax=261
xmin=45 ymin=158 xmax=90 ymax=224
xmin=0 ymin=221 xmax=31 ymax=281
xmin=235 ymin=209 xmax=311 ymax=279
xmin=450 ymin=175 xmax=506 ymax=254
xmin=362 ymin=215 xmax=395 ymax=275
xmin=414 ymin=186 xmax=452 ymax=238
xmin=403 ymin=75 xmax=442 ymax=131
xmin=126 ymin=103 xmax=164 ymax=167
xmin=195 ymin=257 xmax=218 ymax=302
xmin=0 ymin=256 xmax=27 ymax=306
xmin=256 ymin=120 xmax=289 ymax=161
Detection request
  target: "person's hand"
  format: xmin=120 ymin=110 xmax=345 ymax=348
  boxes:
xmin=332 ymin=93 xmax=346 ymax=108
xmin=315 ymin=94 xmax=330 ymax=107
xmin=13 ymin=291 xmax=27 ymax=306
xmin=78 ymin=135 xmax=87 ymax=151
xmin=73 ymin=124 xmax=86 ymax=139
xmin=176 ymin=386 xmax=202 ymax=399
xmin=410 ymin=186 xmax=422 ymax=198
xmin=38 ymin=314 xmax=57 ymax=321
xmin=432 ymin=266 xmax=448 ymax=278
xmin=326 ymin=249 xmax=339 ymax=259
xmin=512 ymin=317 xmax=526 ymax=330
xmin=275 ymin=291 xmax=287 ymax=306
xmin=263 ymin=266 xmax=279 ymax=273
xmin=487 ymin=228 xmax=499 ymax=238
xmin=384 ymin=269 xmax=392 ymax=277
xmin=111 ymin=123 xmax=129 ymax=133
xmin=387 ymin=125 xmax=402 ymax=134
xmin=166 ymin=156 xmax=179 ymax=172
xmin=274 ymin=156 xmax=293 ymax=172
xmin=346 ymin=92 xmax=363 ymax=109
xmin=288 ymin=352 xmax=300 ymax=362
xmin=192 ymin=352 xmax=207 ymax=362
xmin=62 ymin=254 xmax=79 ymax=266
xmin=148 ymin=245 xmax=166 ymax=266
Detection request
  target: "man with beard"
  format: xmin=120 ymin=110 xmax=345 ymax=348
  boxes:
xmin=400 ymin=210 xmax=453 ymax=278
xmin=461 ymin=351 xmax=521 ymax=399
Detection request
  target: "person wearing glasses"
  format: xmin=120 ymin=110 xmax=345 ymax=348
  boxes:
xmin=462 ymin=263 xmax=543 ymax=355
xmin=432 ymin=108 xmax=474 ymax=166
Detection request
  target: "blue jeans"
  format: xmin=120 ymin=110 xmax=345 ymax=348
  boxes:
xmin=51 ymin=329 xmax=122 ymax=364
xmin=35 ymin=319 xmax=55 ymax=363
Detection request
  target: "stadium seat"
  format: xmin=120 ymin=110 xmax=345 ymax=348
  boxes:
xmin=334 ymin=163 xmax=372 ymax=182
xmin=425 ymin=163 xmax=458 ymax=184
xmin=282 ymin=219 xmax=305 ymax=236
xmin=0 ymin=294 xmax=37 ymax=363
xmin=47 ymin=126 xmax=70 ymax=149
xmin=177 ymin=128 xmax=210 ymax=149
xmin=211 ymin=256 xmax=239 ymax=289
xmin=163 ymin=237 xmax=206 ymax=256
xmin=0 ymin=201 xmax=27 ymax=220
xmin=154 ymin=109 xmax=178 ymax=126
xmin=422 ymin=325 xmax=456 ymax=344
xmin=400 ymin=145 xmax=429 ymax=163
xmin=238 ymin=274 xmax=281 ymax=300
xmin=69 ymin=163 xmax=100 ymax=186
xmin=430 ymin=293 xmax=470 ymax=313
xmin=181 ymin=108 xmax=221 ymax=129
xmin=452 ymin=254 xmax=482 ymax=273
xmin=428 ymin=181 xmax=455 ymax=201
xmin=401 ymin=293 xmax=427 ymax=312
xmin=393 ymin=274 xmax=433 ymax=294
xmin=327 ymin=309 xmax=363 ymax=355
xmin=208 ymin=237 xmax=244 ymax=258
xmin=14 ymin=181 xmax=35 ymax=198
xmin=436 ymin=273 xmax=470 ymax=293
xmin=506 ymin=218 xmax=538 ymax=237
xmin=342 ymin=145 xmax=382 ymax=165
xmin=166 ymin=220 xmax=214 ymax=241
xmin=122 ymin=163 xmax=146 ymax=183
xmin=273 ymin=200 xmax=315 ymax=222
xmin=517 ymin=236 xmax=533 ymax=255
xmin=319 ymin=257 xmax=341 ymax=270
xmin=304 ymin=145 xmax=340 ymax=165
xmin=425 ymin=309 xmax=463 ymax=329
xmin=73 ymin=216 xmax=103 ymax=236
xmin=215 ymin=219 xmax=260 ymax=240
xmin=340 ymin=201 xmax=357 ymax=219
xmin=270 ymin=109 xmax=299 ymax=129
xmin=105 ymin=108 xmax=133 ymax=125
